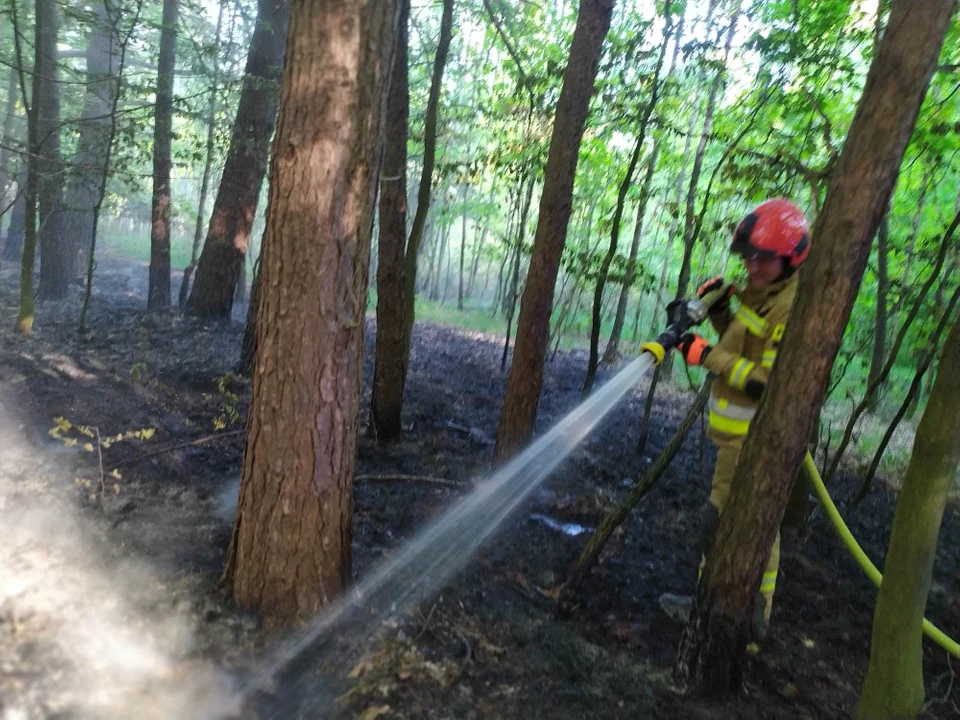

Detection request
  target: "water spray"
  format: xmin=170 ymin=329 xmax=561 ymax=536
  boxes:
xmin=236 ymin=288 xmax=729 ymax=716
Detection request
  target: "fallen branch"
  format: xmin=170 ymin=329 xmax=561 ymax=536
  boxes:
xmin=355 ymin=474 xmax=468 ymax=488
xmin=107 ymin=429 xmax=245 ymax=470
xmin=558 ymin=379 xmax=712 ymax=603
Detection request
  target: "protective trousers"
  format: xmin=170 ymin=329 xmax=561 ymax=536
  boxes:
xmin=700 ymin=437 xmax=779 ymax=627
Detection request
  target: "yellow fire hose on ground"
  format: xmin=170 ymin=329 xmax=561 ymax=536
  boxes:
xmin=802 ymin=452 xmax=960 ymax=658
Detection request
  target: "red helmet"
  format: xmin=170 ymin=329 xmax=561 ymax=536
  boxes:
xmin=730 ymin=199 xmax=810 ymax=268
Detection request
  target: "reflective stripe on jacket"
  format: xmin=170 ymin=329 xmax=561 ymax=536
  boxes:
xmin=703 ymin=274 xmax=798 ymax=441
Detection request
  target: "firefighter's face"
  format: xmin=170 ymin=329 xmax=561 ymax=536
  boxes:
xmin=743 ymin=255 xmax=783 ymax=289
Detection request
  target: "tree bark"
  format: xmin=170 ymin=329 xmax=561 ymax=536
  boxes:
xmin=371 ymin=0 xmax=409 ymax=443
xmin=402 ymin=0 xmax=454 ymax=362
xmin=238 ymin=251 xmax=261 ymax=376
xmin=187 ymin=0 xmax=290 ymax=320
xmin=222 ymin=0 xmax=398 ymax=624
xmin=179 ymin=0 xmax=226 ymax=310
xmin=148 ymin=0 xmax=179 ymax=310
xmin=62 ymin=0 xmax=120 ymax=280
xmin=36 ymin=0 xmax=69 ymax=301
xmin=675 ymin=0 xmax=953 ymax=696
xmin=867 ymin=213 xmax=889 ymax=405
xmin=857 ymin=314 xmax=960 ymax=719
xmin=604 ymin=140 xmax=660 ymax=365
xmin=495 ymin=0 xmax=614 ymax=457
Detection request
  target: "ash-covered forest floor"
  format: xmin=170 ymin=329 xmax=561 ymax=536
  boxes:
xmin=0 ymin=258 xmax=957 ymax=720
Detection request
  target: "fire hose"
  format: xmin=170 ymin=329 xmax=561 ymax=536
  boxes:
xmin=640 ymin=286 xmax=960 ymax=658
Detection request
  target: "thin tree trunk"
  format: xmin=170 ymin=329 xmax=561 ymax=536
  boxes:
xmin=853 ymin=281 xmax=960 ymax=507
xmin=180 ymin=0 xmax=226 ymax=309
xmin=563 ymin=380 xmax=711 ymax=596
xmin=892 ymin=169 xmax=931 ymax=317
xmin=866 ymin=213 xmax=890 ymax=405
xmin=501 ymin=175 xmax=535 ymax=371
xmin=675 ymin=0 xmax=953 ymax=695
xmin=187 ymin=0 xmax=290 ymax=320
xmin=402 ymin=0 xmax=453 ymax=362
xmin=3 ymin=170 xmax=26 ymax=262
xmin=36 ymin=0 xmax=69 ymax=301
xmin=857 ymin=314 xmax=960 ymax=719
xmin=14 ymin=0 xmax=38 ymax=333
xmin=79 ymin=0 xmax=141 ymax=332
xmin=223 ymin=0 xmax=398 ymax=624
xmin=433 ymin=222 xmax=449 ymax=302
xmin=371 ymin=0 xmax=410 ymax=442
xmin=62 ymin=0 xmax=121 ymax=280
xmin=148 ymin=0 xmax=179 ymax=309
xmin=605 ymin=141 xmax=660 ymax=365
xmin=238 ymin=251 xmax=261 ymax=376
xmin=458 ymin=183 xmax=469 ymax=310
xmin=673 ymin=0 xmax=739 ymax=308
xmin=495 ymin=0 xmax=615 ymax=456
xmin=825 ymin=211 xmax=959 ymax=486
xmin=0 ymin=69 xmax=19 ymax=202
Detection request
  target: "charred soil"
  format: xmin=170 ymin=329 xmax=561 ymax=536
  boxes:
xmin=0 ymin=259 xmax=956 ymax=719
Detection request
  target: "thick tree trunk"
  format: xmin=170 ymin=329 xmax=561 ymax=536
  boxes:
xmin=858 ymin=315 xmax=960 ymax=719
xmin=223 ymin=0 xmax=398 ymax=624
xmin=495 ymin=0 xmax=614 ymax=456
xmin=179 ymin=0 xmax=225 ymax=310
xmin=604 ymin=141 xmax=660 ymax=365
xmin=187 ymin=0 xmax=290 ymax=320
xmin=148 ymin=0 xmax=178 ymax=310
xmin=867 ymin=214 xmax=889 ymax=405
xmin=36 ymin=0 xmax=69 ymax=301
xmin=371 ymin=0 xmax=409 ymax=442
xmin=62 ymin=0 xmax=120 ymax=280
xmin=675 ymin=0 xmax=953 ymax=696
xmin=402 ymin=0 xmax=453 ymax=362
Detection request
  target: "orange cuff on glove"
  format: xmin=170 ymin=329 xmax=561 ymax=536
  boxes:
xmin=678 ymin=333 xmax=712 ymax=366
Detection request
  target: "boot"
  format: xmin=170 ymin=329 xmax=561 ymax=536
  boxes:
xmin=659 ymin=593 xmax=693 ymax=623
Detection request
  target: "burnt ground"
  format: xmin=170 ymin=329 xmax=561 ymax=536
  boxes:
xmin=0 ymin=257 xmax=957 ymax=720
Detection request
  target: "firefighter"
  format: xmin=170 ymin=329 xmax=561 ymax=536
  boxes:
xmin=659 ymin=198 xmax=810 ymax=641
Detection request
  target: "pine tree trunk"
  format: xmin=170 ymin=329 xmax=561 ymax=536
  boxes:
xmin=187 ymin=0 xmax=289 ymax=321
xmin=675 ymin=0 xmax=953 ymax=695
xmin=62 ymin=0 xmax=120 ymax=280
xmin=371 ymin=0 xmax=409 ymax=442
xmin=148 ymin=0 xmax=178 ymax=310
xmin=238 ymin=252 xmax=261 ymax=376
xmin=179 ymin=0 xmax=226 ymax=309
xmin=402 ymin=0 xmax=453 ymax=361
xmin=858 ymin=315 xmax=960 ymax=719
xmin=495 ymin=0 xmax=614 ymax=456
xmin=867 ymin=214 xmax=889 ymax=406
xmin=36 ymin=0 xmax=69 ymax=301
xmin=604 ymin=141 xmax=660 ymax=365
xmin=223 ymin=0 xmax=398 ymax=624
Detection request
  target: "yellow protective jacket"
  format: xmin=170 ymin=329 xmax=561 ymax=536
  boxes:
xmin=702 ymin=273 xmax=799 ymax=443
